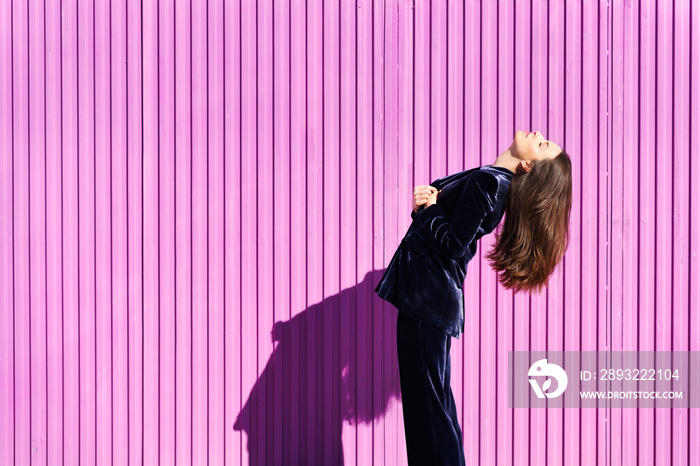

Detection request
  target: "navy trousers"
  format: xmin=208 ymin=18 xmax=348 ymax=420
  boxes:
xmin=396 ymin=311 xmax=466 ymax=466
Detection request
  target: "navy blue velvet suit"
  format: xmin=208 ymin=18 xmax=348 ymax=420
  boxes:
xmin=374 ymin=165 xmax=513 ymax=465
xmin=375 ymin=164 xmax=514 ymax=338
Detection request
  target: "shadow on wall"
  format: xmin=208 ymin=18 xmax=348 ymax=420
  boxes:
xmin=233 ymin=269 xmax=401 ymax=465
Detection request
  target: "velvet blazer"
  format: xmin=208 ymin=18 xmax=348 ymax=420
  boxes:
xmin=374 ymin=165 xmax=514 ymax=338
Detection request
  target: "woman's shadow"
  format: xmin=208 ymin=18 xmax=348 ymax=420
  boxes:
xmin=233 ymin=270 xmax=401 ymax=465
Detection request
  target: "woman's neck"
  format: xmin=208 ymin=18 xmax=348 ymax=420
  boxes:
xmin=492 ymin=148 xmax=519 ymax=174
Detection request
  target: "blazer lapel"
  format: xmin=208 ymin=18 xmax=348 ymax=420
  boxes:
xmin=429 ymin=167 xmax=480 ymax=191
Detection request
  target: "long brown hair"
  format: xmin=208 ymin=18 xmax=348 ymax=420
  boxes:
xmin=486 ymin=150 xmax=572 ymax=293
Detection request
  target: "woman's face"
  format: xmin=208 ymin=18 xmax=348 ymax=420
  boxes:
xmin=512 ymin=130 xmax=562 ymax=163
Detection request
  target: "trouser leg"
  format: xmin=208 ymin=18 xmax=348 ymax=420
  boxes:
xmin=396 ymin=312 xmax=466 ymax=466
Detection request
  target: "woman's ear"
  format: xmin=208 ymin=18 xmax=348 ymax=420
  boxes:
xmin=518 ymin=160 xmax=531 ymax=174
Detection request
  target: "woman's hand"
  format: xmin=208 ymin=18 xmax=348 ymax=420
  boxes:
xmin=412 ymin=185 xmax=440 ymax=213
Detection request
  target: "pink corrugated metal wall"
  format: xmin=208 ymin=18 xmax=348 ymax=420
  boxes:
xmin=1 ymin=0 xmax=698 ymax=464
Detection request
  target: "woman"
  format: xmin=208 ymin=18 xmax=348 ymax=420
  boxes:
xmin=375 ymin=130 xmax=572 ymax=465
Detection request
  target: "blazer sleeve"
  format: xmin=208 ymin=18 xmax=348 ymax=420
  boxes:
xmin=413 ymin=169 xmax=500 ymax=260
